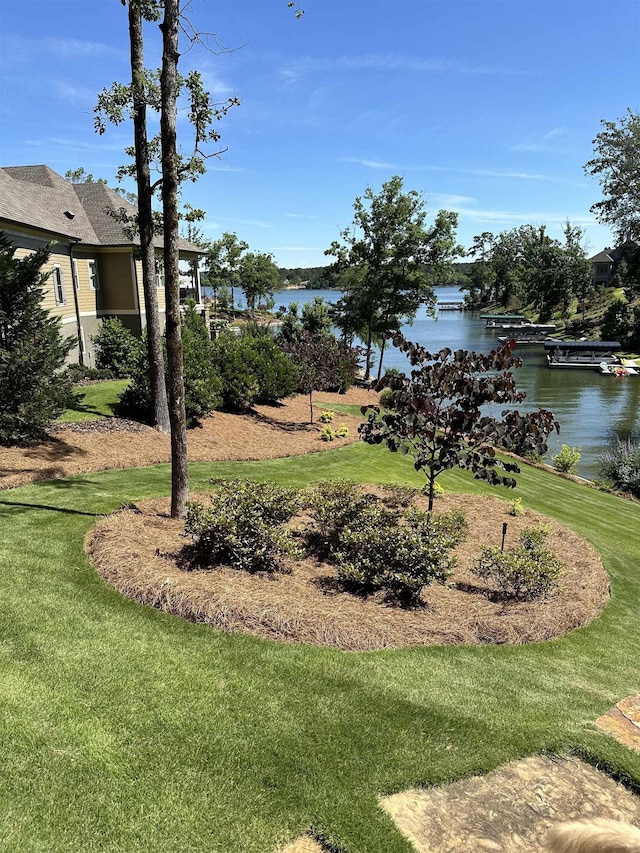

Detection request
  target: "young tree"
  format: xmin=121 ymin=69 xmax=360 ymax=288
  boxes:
xmin=326 ymin=176 xmax=461 ymax=380
xmin=239 ymin=251 xmax=280 ymax=311
xmin=281 ymin=332 xmax=361 ymax=423
xmin=205 ymin=232 xmax=248 ymax=318
xmin=0 ymin=236 xmax=75 ymax=445
xmin=359 ymin=333 xmax=558 ymax=511
xmin=584 ymin=109 xmax=640 ymax=242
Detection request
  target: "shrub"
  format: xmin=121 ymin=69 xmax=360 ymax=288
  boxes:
xmin=599 ymin=437 xmax=640 ymax=497
xmin=0 ymin=235 xmax=75 ymax=445
xmin=334 ymin=505 xmax=464 ymax=604
xmin=319 ymin=410 xmax=335 ymax=423
xmin=381 ymin=484 xmax=420 ymax=508
xmin=91 ymin=317 xmax=140 ymax=378
xmin=421 ymin=481 xmax=445 ymax=500
xmin=64 ymin=364 xmax=114 ymax=383
xmin=472 ymin=524 xmax=562 ymax=600
xmin=335 ymin=423 xmax=349 ymax=438
xmin=553 ymin=444 xmax=581 ymax=474
xmin=186 ymin=479 xmax=301 ymax=573
xmin=304 ymin=480 xmax=379 ymax=553
xmin=509 ymin=497 xmax=525 ymax=517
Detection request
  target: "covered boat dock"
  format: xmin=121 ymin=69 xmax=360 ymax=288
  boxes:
xmin=545 ymin=339 xmax=622 ymax=369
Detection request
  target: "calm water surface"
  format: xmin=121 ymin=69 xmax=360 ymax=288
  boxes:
xmin=273 ymin=288 xmax=640 ymax=479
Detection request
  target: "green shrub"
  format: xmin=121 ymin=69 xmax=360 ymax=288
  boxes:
xmin=472 ymin=524 xmax=562 ymax=600
xmin=335 ymin=423 xmax=349 ymax=438
xmin=304 ymin=480 xmax=379 ymax=553
xmin=599 ymin=437 xmax=640 ymax=497
xmin=378 ymin=386 xmax=394 ymax=408
xmin=334 ymin=505 xmax=463 ymax=604
xmin=64 ymin=364 xmax=114 ymax=383
xmin=91 ymin=317 xmax=140 ymax=378
xmin=421 ymin=480 xmax=445 ymax=499
xmin=381 ymin=484 xmax=420 ymax=508
xmin=186 ymin=479 xmax=301 ymax=573
xmin=0 ymin=235 xmax=75 ymax=445
xmin=319 ymin=410 xmax=335 ymax=423
xmin=553 ymin=444 xmax=581 ymax=473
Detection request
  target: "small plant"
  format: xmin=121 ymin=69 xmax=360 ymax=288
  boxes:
xmin=186 ymin=479 xmax=301 ymax=573
xmin=64 ymin=364 xmax=114 ymax=383
xmin=421 ymin=481 xmax=444 ymax=500
xmin=599 ymin=437 xmax=640 ymax=498
xmin=508 ymin=497 xmax=525 ymax=517
xmin=472 ymin=524 xmax=562 ymax=600
xmin=320 ymin=425 xmax=336 ymax=441
xmin=91 ymin=317 xmax=140 ymax=378
xmin=553 ymin=445 xmax=581 ymax=474
xmin=319 ymin=410 xmax=335 ymax=423
xmin=304 ymin=480 xmax=379 ymax=553
xmin=382 ymin=484 xmax=420 ymax=508
xmin=525 ymin=450 xmax=546 ymax=465
xmin=335 ymin=422 xmax=349 ymax=438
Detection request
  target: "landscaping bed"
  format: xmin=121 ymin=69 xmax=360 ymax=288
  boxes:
xmin=87 ymin=491 xmax=609 ymax=650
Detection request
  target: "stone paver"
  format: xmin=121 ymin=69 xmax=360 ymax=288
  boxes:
xmin=380 ymin=756 xmax=640 ymax=853
xmin=595 ymin=694 xmax=640 ymax=752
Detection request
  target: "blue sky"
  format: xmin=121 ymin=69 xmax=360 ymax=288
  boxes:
xmin=1 ymin=0 xmax=639 ymax=268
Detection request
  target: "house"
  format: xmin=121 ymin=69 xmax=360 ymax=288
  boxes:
xmin=590 ymin=240 xmax=640 ymax=288
xmin=0 ymin=165 xmax=205 ymax=366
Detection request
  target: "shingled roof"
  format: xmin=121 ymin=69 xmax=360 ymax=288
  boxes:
xmin=0 ymin=165 xmax=203 ymax=253
xmin=589 ymin=250 xmax=615 ymax=263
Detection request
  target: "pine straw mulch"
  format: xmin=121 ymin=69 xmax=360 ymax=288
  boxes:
xmin=86 ymin=490 xmax=610 ymax=651
xmin=0 ymin=388 xmax=375 ymax=491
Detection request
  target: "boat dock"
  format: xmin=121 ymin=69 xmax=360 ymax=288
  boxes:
xmin=544 ymin=339 xmax=622 ymax=369
xmin=481 ymin=312 xmax=529 ymax=329
xmin=498 ymin=323 xmax=557 ymax=344
xmin=437 ymin=301 xmax=465 ymax=311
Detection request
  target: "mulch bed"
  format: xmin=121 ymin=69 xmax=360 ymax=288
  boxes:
xmin=86 ymin=491 xmax=609 ymax=651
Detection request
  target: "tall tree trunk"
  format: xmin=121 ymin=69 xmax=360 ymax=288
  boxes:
xmin=160 ymin=0 xmax=189 ymax=517
xmin=129 ymin=0 xmax=170 ymax=434
xmin=376 ymin=335 xmax=386 ymax=382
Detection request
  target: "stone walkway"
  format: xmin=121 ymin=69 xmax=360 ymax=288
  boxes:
xmin=595 ymin=694 xmax=640 ymax=752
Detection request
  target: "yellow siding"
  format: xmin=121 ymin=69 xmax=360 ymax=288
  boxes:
xmin=97 ymin=250 xmax=137 ymax=312
xmin=72 ymin=253 xmax=100 ymax=315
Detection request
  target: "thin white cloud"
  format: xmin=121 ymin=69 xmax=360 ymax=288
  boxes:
xmin=268 ymin=246 xmax=323 ymax=252
xmin=339 ymin=157 xmax=553 ymax=181
xmin=53 ymin=80 xmax=97 ymax=105
xmin=511 ymin=127 xmax=570 ymax=153
xmin=280 ymin=53 xmax=530 ymax=83
xmin=43 ymin=37 xmax=124 ymax=59
xmin=205 ymin=216 xmax=271 ymax=230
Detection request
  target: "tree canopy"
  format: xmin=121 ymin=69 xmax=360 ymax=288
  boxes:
xmin=326 ymin=175 xmax=461 ymax=379
xmin=584 ymin=109 xmax=640 ymax=243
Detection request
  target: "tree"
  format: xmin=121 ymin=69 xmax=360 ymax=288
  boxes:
xmin=239 ymin=251 xmax=280 ymax=311
xmin=281 ymin=332 xmax=361 ymax=423
xmin=326 ymin=176 xmax=461 ymax=380
xmin=584 ymin=109 xmax=640 ymax=242
xmin=359 ymin=333 xmax=558 ymax=511
xmin=205 ymin=232 xmax=248 ymax=318
xmin=0 ymin=235 xmax=75 ymax=445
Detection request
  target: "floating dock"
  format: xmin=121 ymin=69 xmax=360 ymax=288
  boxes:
xmin=545 ymin=339 xmax=622 ymax=369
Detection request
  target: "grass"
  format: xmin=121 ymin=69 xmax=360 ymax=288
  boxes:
xmin=56 ymin=380 xmax=129 ymax=422
xmin=0 ymin=444 xmax=639 ymax=851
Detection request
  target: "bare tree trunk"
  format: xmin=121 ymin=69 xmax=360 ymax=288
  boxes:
xmin=129 ymin=0 xmax=170 ymax=434
xmin=376 ymin=335 xmax=386 ymax=382
xmin=161 ymin=0 xmax=189 ymax=517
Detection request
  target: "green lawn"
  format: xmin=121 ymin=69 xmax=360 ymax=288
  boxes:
xmin=0 ymin=445 xmax=638 ymax=852
xmin=56 ymin=379 xmax=129 ymax=422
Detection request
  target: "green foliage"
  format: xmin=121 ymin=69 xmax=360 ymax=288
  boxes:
xmin=304 ymin=480 xmax=379 ymax=554
xmin=472 ymin=524 xmax=562 ymax=600
xmin=211 ymin=332 xmax=297 ymax=410
xmin=185 ymin=479 xmax=301 ymax=573
xmin=64 ymin=364 xmax=114 ymax=382
xmin=599 ymin=436 xmax=640 ymax=497
xmin=335 ymin=422 xmax=349 ymax=438
xmin=319 ymin=410 xmax=335 ymax=423
xmin=118 ymin=305 xmax=222 ymax=427
xmin=320 ymin=425 xmax=336 ymax=442
xmin=509 ymin=497 xmax=525 ymax=517
xmin=553 ymin=444 xmax=581 ymax=473
xmin=238 ymin=251 xmax=279 ymax=311
xmin=601 ymin=299 xmax=640 ymax=349
xmin=382 ymin=484 xmax=420 ymax=508
xmin=91 ymin=317 xmax=141 ymax=378
xmin=0 ymin=235 xmax=76 ymax=445
xmin=361 ymin=333 xmax=559 ymax=510
xmin=276 ymin=296 xmax=333 ymax=345
xmin=335 ymin=505 xmax=465 ymax=604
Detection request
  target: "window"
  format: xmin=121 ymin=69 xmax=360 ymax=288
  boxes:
xmin=87 ymin=259 xmax=99 ymax=290
xmin=52 ymin=265 xmax=65 ymax=305
xmin=155 ymin=257 xmax=165 ymax=289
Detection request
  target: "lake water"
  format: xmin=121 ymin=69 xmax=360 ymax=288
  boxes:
xmin=272 ymin=287 xmax=640 ymax=480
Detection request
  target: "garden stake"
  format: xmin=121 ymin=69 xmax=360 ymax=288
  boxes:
xmin=501 ymin=522 xmax=508 ymax=551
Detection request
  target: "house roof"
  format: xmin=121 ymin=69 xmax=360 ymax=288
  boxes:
xmin=589 ymin=250 xmax=615 ymax=263
xmin=0 ymin=165 xmax=204 ymax=254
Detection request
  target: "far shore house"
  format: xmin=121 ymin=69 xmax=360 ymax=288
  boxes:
xmin=590 ymin=240 xmax=639 ymax=288
xmin=0 ymin=165 xmax=205 ymax=366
